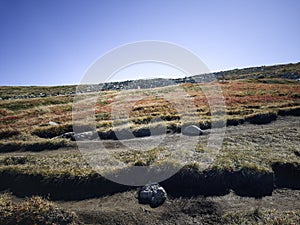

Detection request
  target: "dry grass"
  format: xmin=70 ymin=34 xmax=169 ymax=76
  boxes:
xmin=0 ymin=79 xmax=299 ymax=141
xmin=0 ymin=193 xmax=79 ymax=225
xmin=0 ymin=118 xmax=298 ymax=178
xmin=0 ymin=65 xmax=299 ymax=223
xmin=222 ymin=208 xmax=300 ymax=225
xmin=0 ymin=76 xmax=298 ymax=165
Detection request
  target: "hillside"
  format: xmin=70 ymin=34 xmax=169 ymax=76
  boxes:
xmin=0 ymin=62 xmax=299 ymax=224
xmin=1 ymin=62 xmax=299 ymax=100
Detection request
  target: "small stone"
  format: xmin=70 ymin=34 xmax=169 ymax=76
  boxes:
xmin=49 ymin=121 xmax=59 ymax=126
xmin=182 ymin=125 xmax=203 ymax=136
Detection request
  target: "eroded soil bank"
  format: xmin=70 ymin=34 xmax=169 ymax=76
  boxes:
xmin=56 ymin=189 xmax=300 ymax=225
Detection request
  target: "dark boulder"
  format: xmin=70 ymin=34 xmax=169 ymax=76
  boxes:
xmin=138 ymin=183 xmax=167 ymax=208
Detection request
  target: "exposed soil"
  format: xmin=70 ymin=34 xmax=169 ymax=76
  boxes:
xmin=56 ymin=189 xmax=300 ymax=225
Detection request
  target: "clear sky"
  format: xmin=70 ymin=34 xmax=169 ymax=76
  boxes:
xmin=0 ymin=0 xmax=299 ymax=85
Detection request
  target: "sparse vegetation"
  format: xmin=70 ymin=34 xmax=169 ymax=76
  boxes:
xmin=0 ymin=78 xmax=299 ymax=146
xmin=222 ymin=208 xmax=300 ymax=225
xmin=32 ymin=123 xmax=73 ymax=138
xmin=0 ymin=139 xmax=74 ymax=152
xmin=0 ymin=62 xmax=299 ymax=224
xmin=0 ymin=193 xmax=79 ymax=225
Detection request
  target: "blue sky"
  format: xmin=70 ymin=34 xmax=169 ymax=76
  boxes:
xmin=0 ymin=0 xmax=299 ymax=85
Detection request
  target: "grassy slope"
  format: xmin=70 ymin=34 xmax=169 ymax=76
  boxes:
xmin=0 ymin=80 xmax=299 ymax=139
xmin=0 ymin=62 xmax=299 ymax=224
xmin=0 ymin=63 xmax=299 ymax=176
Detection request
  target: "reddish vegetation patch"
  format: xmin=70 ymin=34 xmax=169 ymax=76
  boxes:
xmin=0 ymin=80 xmax=299 ymax=133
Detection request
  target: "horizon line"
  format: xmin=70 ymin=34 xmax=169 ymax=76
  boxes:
xmin=1 ymin=61 xmax=299 ymax=87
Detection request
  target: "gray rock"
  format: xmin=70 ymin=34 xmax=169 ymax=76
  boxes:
xmin=39 ymin=93 xmax=47 ymax=97
xmin=73 ymin=131 xmax=98 ymax=141
xmin=138 ymin=183 xmax=167 ymax=208
xmin=182 ymin=125 xmax=203 ymax=136
xmin=57 ymin=132 xmax=75 ymax=140
xmin=57 ymin=131 xmax=98 ymax=141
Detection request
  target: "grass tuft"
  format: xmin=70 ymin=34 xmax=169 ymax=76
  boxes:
xmin=0 ymin=194 xmax=79 ymax=225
